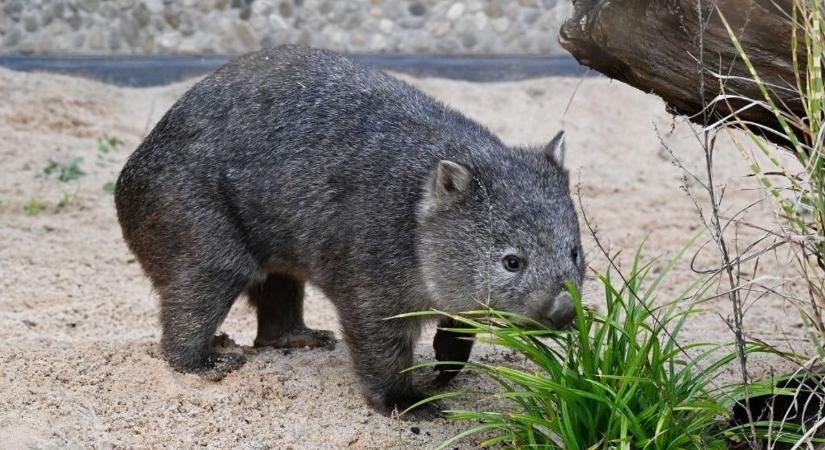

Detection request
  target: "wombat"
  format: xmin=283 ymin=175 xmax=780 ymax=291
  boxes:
xmin=115 ymin=45 xmax=585 ymax=417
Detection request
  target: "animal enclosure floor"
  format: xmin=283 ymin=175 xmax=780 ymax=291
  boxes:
xmin=0 ymin=67 xmax=810 ymax=449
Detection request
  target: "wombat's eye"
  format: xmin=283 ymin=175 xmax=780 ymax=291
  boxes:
xmin=502 ymin=255 xmax=523 ymax=272
xmin=571 ymin=247 xmax=579 ymax=264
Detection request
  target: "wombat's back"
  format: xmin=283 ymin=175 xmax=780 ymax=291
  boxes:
xmin=115 ymin=45 xmax=504 ymax=288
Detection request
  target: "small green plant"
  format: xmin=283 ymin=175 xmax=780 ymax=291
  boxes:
xmin=44 ymin=156 xmax=85 ymax=182
xmin=97 ymin=134 xmax=123 ymax=155
xmin=102 ymin=181 xmax=115 ymax=193
xmin=57 ymin=191 xmax=77 ymax=209
xmin=23 ymin=199 xmax=47 ymax=216
xmin=402 ymin=245 xmax=806 ymax=449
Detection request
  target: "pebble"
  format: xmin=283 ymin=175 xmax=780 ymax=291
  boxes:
xmin=378 ymin=18 xmax=393 ymax=34
xmin=119 ymin=18 xmax=140 ymax=46
xmin=156 ymin=32 xmax=180 ymax=53
xmin=431 ymin=20 xmax=450 ymax=38
xmin=278 ymin=1 xmax=293 ymax=18
xmin=78 ymin=0 xmax=101 ymax=13
xmin=446 ymin=3 xmax=465 ymax=20
xmin=3 ymin=1 xmax=24 ymax=20
xmin=234 ymin=20 xmax=257 ymax=49
xmin=22 ymin=14 xmax=38 ymax=32
xmin=408 ymin=3 xmax=427 ymax=17
xmin=143 ymin=0 xmax=165 ymax=14
xmin=132 ymin=5 xmax=151 ymax=27
xmin=491 ymin=17 xmax=511 ymax=33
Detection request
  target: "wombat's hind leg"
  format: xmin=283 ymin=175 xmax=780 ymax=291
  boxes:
xmin=248 ymin=274 xmax=336 ymax=350
xmin=159 ymin=270 xmax=249 ymax=380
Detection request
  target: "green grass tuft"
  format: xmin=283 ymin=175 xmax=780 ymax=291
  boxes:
xmin=401 ymin=244 xmax=807 ymax=449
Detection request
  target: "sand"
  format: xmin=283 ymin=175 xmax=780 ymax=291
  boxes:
xmin=0 ymin=66 xmax=812 ymax=449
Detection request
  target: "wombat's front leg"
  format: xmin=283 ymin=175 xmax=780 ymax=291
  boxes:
xmin=433 ymin=317 xmax=475 ymax=386
xmin=341 ymin=314 xmax=439 ymax=419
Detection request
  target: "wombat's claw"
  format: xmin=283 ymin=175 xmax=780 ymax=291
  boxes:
xmin=211 ymin=332 xmax=239 ymax=350
xmin=254 ymin=328 xmax=336 ymax=350
xmin=399 ymin=402 xmax=444 ymax=421
xmin=432 ymin=368 xmax=463 ymax=387
xmin=368 ymin=392 xmax=444 ymax=421
xmin=197 ymin=352 xmax=247 ymax=382
xmin=393 ymin=398 xmax=445 ymax=422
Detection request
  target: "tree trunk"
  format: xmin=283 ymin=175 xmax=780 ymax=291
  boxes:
xmin=559 ymin=0 xmax=802 ymax=146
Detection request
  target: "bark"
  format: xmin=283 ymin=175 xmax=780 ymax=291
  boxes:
xmin=559 ymin=0 xmax=803 ymax=146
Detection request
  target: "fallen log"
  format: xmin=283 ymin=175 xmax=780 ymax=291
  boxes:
xmin=559 ymin=0 xmax=803 ymax=146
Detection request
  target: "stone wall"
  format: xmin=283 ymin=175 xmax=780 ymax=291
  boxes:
xmin=0 ymin=0 xmax=571 ymax=55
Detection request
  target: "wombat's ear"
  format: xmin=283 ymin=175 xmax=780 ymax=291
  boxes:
xmin=433 ymin=160 xmax=472 ymax=201
xmin=543 ymin=131 xmax=566 ymax=166
xmin=419 ymin=160 xmax=472 ymax=218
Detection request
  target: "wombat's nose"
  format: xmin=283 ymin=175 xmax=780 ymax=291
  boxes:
xmin=544 ymin=291 xmax=576 ymax=329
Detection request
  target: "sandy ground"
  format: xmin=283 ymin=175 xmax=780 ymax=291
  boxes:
xmin=0 ymin=66 xmax=813 ymax=449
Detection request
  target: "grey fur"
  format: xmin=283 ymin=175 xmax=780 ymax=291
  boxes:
xmin=115 ymin=45 xmax=585 ymax=416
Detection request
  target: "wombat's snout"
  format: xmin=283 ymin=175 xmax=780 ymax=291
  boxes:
xmin=542 ymin=291 xmax=576 ymax=329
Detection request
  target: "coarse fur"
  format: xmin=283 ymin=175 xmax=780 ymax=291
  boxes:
xmin=115 ymin=45 xmax=585 ymax=417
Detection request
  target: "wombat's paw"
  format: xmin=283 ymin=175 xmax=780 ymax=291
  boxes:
xmin=369 ymin=392 xmax=444 ymax=421
xmin=211 ymin=333 xmax=240 ymax=350
xmin=196 ymin=352 xmax=247 ymax=382
xmin=432 ymin=367 xmax=463 ymax=388
xmin=254 ymin=328 xmax=336 ymax=350
xmin=397 ymin=401 xmax=444 ymax=421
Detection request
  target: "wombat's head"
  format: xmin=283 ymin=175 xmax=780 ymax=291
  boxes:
xmin=417 ymin=131 xmax=584 ymax=329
